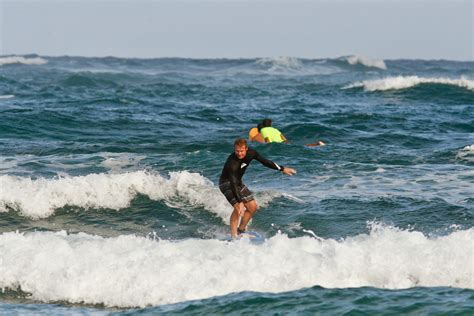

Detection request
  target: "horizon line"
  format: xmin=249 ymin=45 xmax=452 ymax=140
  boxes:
xmin=1 ymin=53 xmax=473 ymax=63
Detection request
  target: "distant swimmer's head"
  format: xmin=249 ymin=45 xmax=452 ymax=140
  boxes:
xmin=234 ymin=138 xmax=248 ymax=159
xmin=262 ymin=118 xmax=272 ymax=128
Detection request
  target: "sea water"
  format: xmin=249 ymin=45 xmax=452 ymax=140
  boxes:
xmin=0 ymin=55 xmax=473 ymax=314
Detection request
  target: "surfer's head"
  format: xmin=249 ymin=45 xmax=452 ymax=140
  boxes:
xmin=262 ymin=118 xmax=272 ymax=128
xmin=234 ymin=138 xmax=248 ymax=159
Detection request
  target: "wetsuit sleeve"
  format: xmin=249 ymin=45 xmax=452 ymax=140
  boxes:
xmin=254 ymin=151 xmax=284 ymax=171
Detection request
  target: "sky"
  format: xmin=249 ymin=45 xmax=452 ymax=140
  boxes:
xmin=0 ymin=0 xmax=472 ymax=60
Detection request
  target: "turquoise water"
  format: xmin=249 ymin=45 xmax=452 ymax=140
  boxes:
xmin=0 ymin=55 xmax=473 ymax=314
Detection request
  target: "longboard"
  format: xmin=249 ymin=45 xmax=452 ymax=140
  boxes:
xmin=223 ymin=231 xmax=265 ymax=244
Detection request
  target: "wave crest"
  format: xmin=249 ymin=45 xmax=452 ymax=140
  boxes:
xmin=0 ymin=171 xmax=284 ymax=221
xmin=343 ymin=76 xmax=474 ymax=91
xmin=0 ymin=171 xmax=229 ymax=220
xmin=340 ymin=55 xmax=387 ymax=70
xmin=0 ymin=56 xmax=47 ymax=66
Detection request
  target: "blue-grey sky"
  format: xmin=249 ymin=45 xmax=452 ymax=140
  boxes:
xmin=1 ymin=0 xmax=472 ymax=60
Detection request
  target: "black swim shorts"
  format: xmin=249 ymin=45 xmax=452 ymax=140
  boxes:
xmin=219 ymin=181 xmax=254 ymax=206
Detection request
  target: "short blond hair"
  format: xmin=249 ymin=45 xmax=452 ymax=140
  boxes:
xmin=234 ymin=138 xmax=248 ymax=147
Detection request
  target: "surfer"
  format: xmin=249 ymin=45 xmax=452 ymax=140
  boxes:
xmin=219 ymin=138 xmax=296 ymax=237
xmin=249 ymin=119 xmax=326 ymax=147
xmin=260 ymin=118 xmax=288 ymax=143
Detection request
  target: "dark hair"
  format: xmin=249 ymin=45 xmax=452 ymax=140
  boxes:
xmin=257 ymin=123 xmax=263 ymax=131
xmin=234 ymin=138 xmax=248 ymax=147
xmin=262 ymin=118 xmax=272 ymax=127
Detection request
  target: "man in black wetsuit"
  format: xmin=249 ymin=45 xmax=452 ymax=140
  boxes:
xmin=219 ymin=138 xmax=296 ymax=237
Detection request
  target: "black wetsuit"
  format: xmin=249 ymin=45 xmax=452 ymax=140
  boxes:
xmin=219 ymin=148 xmax=283 ymax=203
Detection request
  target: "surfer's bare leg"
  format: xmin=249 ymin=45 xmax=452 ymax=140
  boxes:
xmin=238 ymin=200 xmax=258 ymax=233
xmin=230 ymin=202 xmax=245 ymax=237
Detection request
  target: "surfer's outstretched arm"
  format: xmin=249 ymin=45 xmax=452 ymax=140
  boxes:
xmin=254 ymin=151 xmax=296 ymax=175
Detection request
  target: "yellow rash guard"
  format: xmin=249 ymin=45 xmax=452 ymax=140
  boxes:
xmin=260 ymin=127 xmax=284 ymax=143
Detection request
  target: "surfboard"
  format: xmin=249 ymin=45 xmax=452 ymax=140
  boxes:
xmin=220 ymin=231 xmax=265 ymax=244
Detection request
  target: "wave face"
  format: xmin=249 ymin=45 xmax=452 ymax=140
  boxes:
xmin=0 ymin=226 xmax=471 ymax=307
xmin=0 ymin=55 xmax=473 ymax=313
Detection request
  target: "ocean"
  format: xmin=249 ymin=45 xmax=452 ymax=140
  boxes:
xmin=0 ymin=55 xmax=473 ymax=315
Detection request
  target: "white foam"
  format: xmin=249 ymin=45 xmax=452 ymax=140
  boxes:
xmin=0 ymin=171 xmax=237 ymax=220
xmin=98 ymin=153 xmax=147 ymax=172
xmin=252 ymin=57 xmax=339 ymax=75
xmin=456 ymin=145 xmax=474 ymax=161
xmin=462 ymin=145 xmax=474 ymax=152
xmin=343 ymin=76 xmax=474 ymax=91
xmin=0 ymin=226 xmax=471 ymax=307
xmin=342 ymin=55 xmax=387 ymax=70
xmin=0 ymin=152 xmax=148 ymax=176
xmin=0 ymin=56 xmax=47 ymax=66
xmin=0 ymin=157 xmax=20 ymax=172
xmin=0 ymin=171 xmax=284 ymax=221
xmin=0 ymin=95 xmax=14 ymax=99
xmin=300 ymin=164 xmax=474 ymax=206
xmin=211 ymin=57 xmax=340 ymax=76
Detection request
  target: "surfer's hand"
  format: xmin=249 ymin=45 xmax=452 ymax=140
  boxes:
xmin=282 ymin=167 xmax=296 ymax=176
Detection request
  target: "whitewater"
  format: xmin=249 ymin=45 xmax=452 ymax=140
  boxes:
xmin=1 ymin=226 xmax=472 ymax=308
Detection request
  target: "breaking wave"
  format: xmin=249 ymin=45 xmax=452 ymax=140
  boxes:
xmin=0 ymin=171 xmax=281 ymax=221
xmin=0 ymin=225 xmax=471 ymax=307
xmin=339 ymin=55 xmax=387 ymax=70
xmin=343 ymin=76 xmax=474 ymax=91
xmin=0 ymin=56 xmax=47 ymax=66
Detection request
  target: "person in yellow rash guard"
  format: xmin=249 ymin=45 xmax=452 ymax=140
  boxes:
xmin=260 ymin=118 xmax=288 ymax=143
xmin=259 ymin=118 xmax=326 ymax=147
